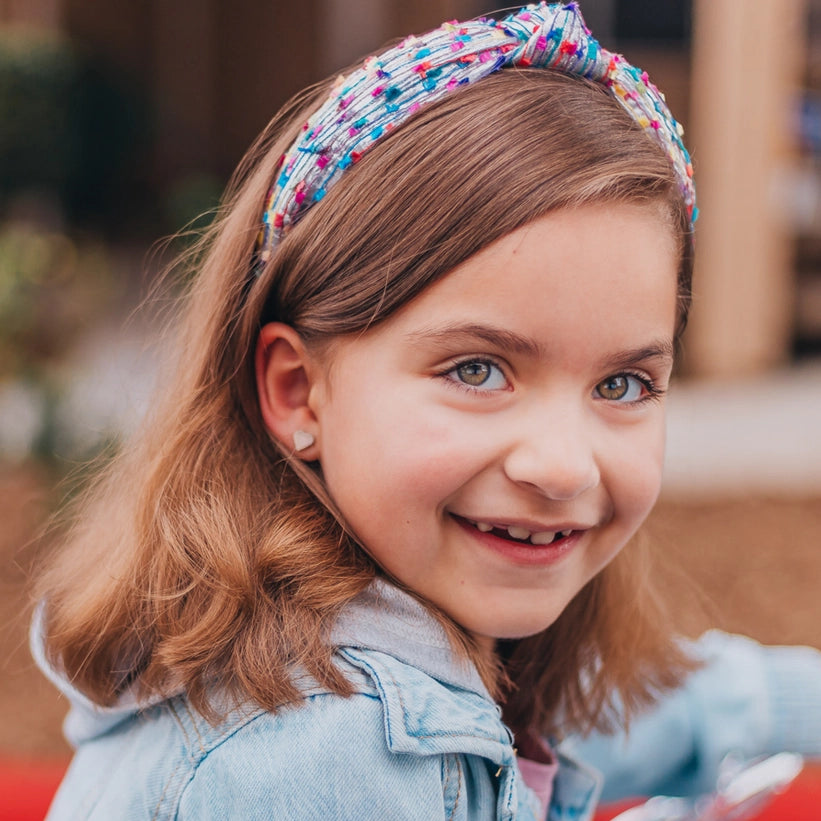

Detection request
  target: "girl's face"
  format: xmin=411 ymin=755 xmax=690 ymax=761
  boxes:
xmin=307 ymin=203 xmax=679 ymax=646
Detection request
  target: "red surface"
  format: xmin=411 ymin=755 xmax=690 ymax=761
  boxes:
xmin=594 ymin=764 xmax=821 ymax=821
xmin=0 ymin=757 xmax=819 ymax=820
xmin=0 ymin=758 xmax=68 ymax=821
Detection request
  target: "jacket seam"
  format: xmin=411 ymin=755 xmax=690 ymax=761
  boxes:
xmin=448 ymin=754 xmax=463 ymax=820
xmin=181 ymin=699 xmax=206 ymax=754
xmin=167 ymin=700 xmax=196 ymax=761
xmin=150 ymin=759 xmax=185 ymax=821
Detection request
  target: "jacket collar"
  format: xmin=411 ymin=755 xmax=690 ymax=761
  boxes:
xmin=331 ymin=578 xmax=490 ymax=696
xmin=333 ymin=580 xmax=602 ymax=821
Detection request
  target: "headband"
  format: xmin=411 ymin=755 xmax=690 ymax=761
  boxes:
xmin=256 ymin=1 xmax=696 ymax=268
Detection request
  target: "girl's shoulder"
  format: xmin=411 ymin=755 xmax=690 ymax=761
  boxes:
xmin=47 ymin=650 xmax=521 ymax=820
xmin=43 ymin=582 xmax=551 ymax=818
xmin=178 ymin=676 xmax=479 ymax=819
xmin=181 ymin=648 xmax=516 ymax=814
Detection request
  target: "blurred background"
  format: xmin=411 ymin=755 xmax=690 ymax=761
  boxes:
xmin=0 ymin=0 xmax=819 ymax=802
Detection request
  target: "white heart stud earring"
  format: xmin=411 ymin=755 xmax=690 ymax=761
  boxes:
xmin=292 ymin=430 xmax=315 ymax=452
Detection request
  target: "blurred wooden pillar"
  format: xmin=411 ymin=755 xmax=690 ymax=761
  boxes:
xmin=0 ymin=0 xmax=60 ymax=27
xmin=212 ymin=0 xmax=320 ymax=175
xmin=152 ymin=0 xmax=217 ymax=178
xmin=686 ymin=0 xmax=807 ymax=377
xmin=391 ymin=0 xmax=486 ymax=37
xmin=317 ymin=0 xmax=487 ymax=76
xmin=318 ymin=0 xmax=390 ymax=75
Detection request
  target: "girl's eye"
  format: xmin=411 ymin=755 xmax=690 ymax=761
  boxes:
xmin=447 ymin=360 xmax=508 ymax=390
xmin=595 ymin=373 xmax=647 ymax=402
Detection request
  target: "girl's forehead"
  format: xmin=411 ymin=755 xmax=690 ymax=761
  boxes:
xmin=360 ymin=203 xmax=679 ymax=357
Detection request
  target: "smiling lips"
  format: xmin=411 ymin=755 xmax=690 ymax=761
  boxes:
xmin=465 ymin=518 xmax=575 ymax=546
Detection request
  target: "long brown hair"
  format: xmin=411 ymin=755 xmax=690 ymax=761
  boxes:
xmin=38 ymin=68 xmax=694 ymax=736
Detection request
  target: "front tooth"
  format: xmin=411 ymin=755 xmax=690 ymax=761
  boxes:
xmin=507 ymin=526 xmax=531 ymax=540
xmin=475 ymin=521 xmax=493 ymax=532
xmin=531 ymin=531 xmax=557 ymax=545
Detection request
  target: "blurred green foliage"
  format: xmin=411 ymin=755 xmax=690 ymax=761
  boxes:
xmin=0 ymin=28 xmax=223 ymax=467
xmin=0 ymin=27 xmax=148 ymax=223
xmin=162 ymin=171 xmax=224 ymax=239
xmin=0 ymin=220 xmax=120 ymax=467
xmin=0 ymin=222 xmax=114 ymax=380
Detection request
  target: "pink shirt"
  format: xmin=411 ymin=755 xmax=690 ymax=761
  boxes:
xmin=517 ymin=732 xmax=560 ymax=817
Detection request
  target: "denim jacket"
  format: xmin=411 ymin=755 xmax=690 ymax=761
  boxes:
xmin=34 ymin=581 xmax=602 ymax=820
xmin=563 ymin=630 xmax=821 ymax=801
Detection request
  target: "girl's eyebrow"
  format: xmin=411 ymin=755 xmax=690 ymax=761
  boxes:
xmin=404 ymin=323 xmax=545 ymax=358
xmin=601 ymin=341 xmax=675 ymax=371
xmin=406 ymin=323 xmax=675 ymax=368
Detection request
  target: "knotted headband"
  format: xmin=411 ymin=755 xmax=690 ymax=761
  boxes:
xmin=256 ymin=1 xmax=696 ymax=269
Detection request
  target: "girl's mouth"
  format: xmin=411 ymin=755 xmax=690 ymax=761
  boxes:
xmin=460 ymin=517 xmax=574 ymax=546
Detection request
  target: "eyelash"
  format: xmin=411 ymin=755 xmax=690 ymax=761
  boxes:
xmin=599 ymin=370 xmax=666 ymax=405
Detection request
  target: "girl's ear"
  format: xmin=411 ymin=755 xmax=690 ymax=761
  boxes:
xmin=256 ymin=322 xmax=320 ymax=460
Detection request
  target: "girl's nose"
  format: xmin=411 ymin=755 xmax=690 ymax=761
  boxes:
xmin=503 ymin=409 xmax=601 ymax=501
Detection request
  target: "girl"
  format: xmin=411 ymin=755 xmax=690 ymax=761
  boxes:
xmin=34 ymin=4 xmax=697 ymax=818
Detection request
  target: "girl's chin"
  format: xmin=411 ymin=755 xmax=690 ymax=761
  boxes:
xmin=463 ymin=611 xmax=567 ymax=649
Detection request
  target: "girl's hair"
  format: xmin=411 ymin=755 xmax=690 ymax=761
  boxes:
xmin=38 ymin=68 xmax=694 ymax=737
